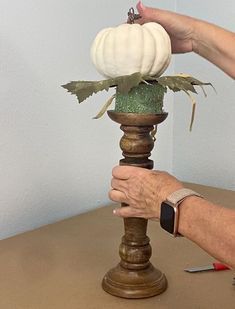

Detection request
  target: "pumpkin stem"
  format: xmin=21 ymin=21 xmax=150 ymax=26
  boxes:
xmin=127 ymin=7 xmax=141 ymax=24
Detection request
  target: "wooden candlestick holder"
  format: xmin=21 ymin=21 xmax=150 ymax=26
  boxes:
xmin=102 ymin=111 xmax=168 ymax=299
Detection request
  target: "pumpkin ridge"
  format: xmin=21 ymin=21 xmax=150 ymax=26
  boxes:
xmin=141 ymin=25 xmax=156 ymax=77
xmin=95 ymin=29 xmax=111 ymax=78
xmin=128 ymin=24 xmax=142 ymax=75
xmin=144 ymin=23 xmax=171 ymax=76
xmin=103 ymin=30 xmax=116 ymax=78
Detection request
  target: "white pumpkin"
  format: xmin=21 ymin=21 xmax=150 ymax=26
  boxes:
xmin=90 ymin=22 xmax=171 ymax=78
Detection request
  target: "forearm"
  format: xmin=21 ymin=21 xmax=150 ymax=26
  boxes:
xmin=178 ymin=196 xmax=235 ymax=269
xmin=192 ymin=19 xmax=235 ymax=78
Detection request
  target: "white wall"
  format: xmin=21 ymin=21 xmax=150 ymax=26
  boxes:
xmin=173 ymin=0 xmax=235 ymax=190
xmin=2 ymin=0 xmax=233 ymax=240
xmin=0 ymin=0 xmax=175 ymax=239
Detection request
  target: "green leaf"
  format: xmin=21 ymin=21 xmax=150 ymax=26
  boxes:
xmin=62 ymin=72 xmax=142 ymax=103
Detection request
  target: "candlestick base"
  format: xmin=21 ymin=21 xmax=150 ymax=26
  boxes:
xmin=102 ymin=263 xmax=167 ymax=299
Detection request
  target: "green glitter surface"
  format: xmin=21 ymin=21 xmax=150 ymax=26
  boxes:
xmin=115 ymin=83 xmax=165 ymax=114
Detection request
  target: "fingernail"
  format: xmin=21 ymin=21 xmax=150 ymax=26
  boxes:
xmin=113 ymin=209 xmax=117 ymax=215
xmin=137 ymin=1 xmax=145 ymax=11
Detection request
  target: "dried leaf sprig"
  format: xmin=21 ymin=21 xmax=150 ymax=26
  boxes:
xmin=62 ymin=72 xmax=214 ymax=130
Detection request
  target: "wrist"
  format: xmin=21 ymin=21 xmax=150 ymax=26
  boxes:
xmin=177 ymin=195 xmax=204 ymax=236
xmin=191 ymin=18 xmax=215 ymax=55
xmin=191 ymin=18 xmax=202 ymax=54
xmin=160 ymin=188 xmax=203 ymax=237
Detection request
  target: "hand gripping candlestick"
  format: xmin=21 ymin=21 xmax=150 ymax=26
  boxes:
xmin=102 ymin=111 xmax=168 ymax=299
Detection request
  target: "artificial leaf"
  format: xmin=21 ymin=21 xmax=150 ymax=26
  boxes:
xmin=150 ymin=125 xmax=158 ymax=142
xmin=93 ymin=95 xmax=115 ymax=119
xmin=145 ymin=74 xmax=214 ymax=130
xmin=156 ymin=76 xmax=198 ymax=93
xmin=182 ymin=89 xmax=197 ymax=131
xmin=62 ymin=72 xmax=142 ymax=103
xmin=62 ymin=71 xmax=214 ymax=131
xmin=181 ymin=75 xmax=216 ymax=96
xmin=62 ymin=80 xmax=114 ymax=103
xmin=116 ymin=72 xmax=142 ymax=93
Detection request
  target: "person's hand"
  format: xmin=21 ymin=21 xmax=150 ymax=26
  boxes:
xmin=135 ymin=1 xmax=197 ymax=54
xmin=109 ymin=166 xmax=183 ymax=219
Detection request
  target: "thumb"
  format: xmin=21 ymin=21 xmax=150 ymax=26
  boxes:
xmin=136 ymin=1 xmax=171 ymax=26
xmin=136 ymin=1 xmax=146 ymax=13
xmin=136 ymin=1 xmax=158 ymax=21
xmin=136 ymin=1 xmax=151 ymax=21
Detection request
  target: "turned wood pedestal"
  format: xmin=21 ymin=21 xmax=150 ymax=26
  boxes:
xmin=102 ymin=111 xmax=168 ymax=299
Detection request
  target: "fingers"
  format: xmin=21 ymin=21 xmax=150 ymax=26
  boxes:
xmin=136 ymin=1 xmax=146 ymax=17
xmin=136 ymin=1 xmax=162 ymax=24
xmin=109 ymin=189 xmax=127 ymax=204
xmin=109 ymin=189 xmax=144 ymax=218
xmin=136 ymin=0 xmax=144 ymax=12
xmin=135 ymin=1 xmax=149 ymax=24
xmin=113 ymin=206 xmax=144 ymax=218
xmin=112 ymin=165 xmax=139 ymax=179
xmin=111 ymin=178 xmax=126 ymax=191
xmin=136 ymin=1 xmax=184 ymax=30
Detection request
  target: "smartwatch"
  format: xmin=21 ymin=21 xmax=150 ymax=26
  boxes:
xmin=160 ymin=188 xmax=203 ymax=237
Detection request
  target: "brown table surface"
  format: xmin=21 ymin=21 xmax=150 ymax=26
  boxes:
xmin=0 ymin=183 xmax=234 ymax=309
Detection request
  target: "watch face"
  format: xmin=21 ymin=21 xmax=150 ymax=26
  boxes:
xmin=160 ymin=202 xmax=175 ymax=234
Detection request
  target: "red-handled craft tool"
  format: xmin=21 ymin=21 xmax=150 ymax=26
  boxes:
xmin=184 ymin=262 xmax=230 ymax=273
